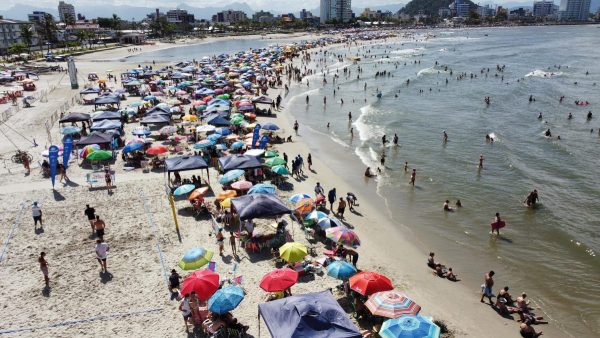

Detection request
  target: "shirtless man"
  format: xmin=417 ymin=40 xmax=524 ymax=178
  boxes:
xmin=93 ymin=215 xmax=106 ymax=240
xmin=520 ymin=320 xmax=543 ymax=338
xmin=478 ymin=154 xmax=485 ymax=168
xmin=480 ymin=270 xmax=495 ymax=304
xmin=410 ymin=169 xmax=416 ymax=186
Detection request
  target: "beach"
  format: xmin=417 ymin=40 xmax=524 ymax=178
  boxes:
xmin=0 ymin=29 xmax=592 ymax=338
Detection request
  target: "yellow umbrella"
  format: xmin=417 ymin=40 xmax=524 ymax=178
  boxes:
xmin=279 ymin=242 xmax=308 ymax=263
xmin=221 ymin=198 xmax=232 ymax=208
xmin=216 ymin=190 xmax=237 ymax=201
xmin=182 ymin=115 xmax=198 ymax=122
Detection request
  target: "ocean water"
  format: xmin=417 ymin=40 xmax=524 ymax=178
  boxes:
xmin=130 ymin=26 xmax=600 ymax=336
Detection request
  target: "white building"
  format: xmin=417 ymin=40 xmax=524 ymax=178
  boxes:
xmin=320 ymin=0 xmax=352 ymax=24
xmin=533 ymin=1 xmax=557 ymax=16
xmin=558 ymin=0 xmax=591 ymax=20
xmin=58 ymin=1 xmax=76 ymax=23
xmin=477 ymin=4 xmax=496 ymax=17
xmin=0 ymin=18 xmax=39 ymax=54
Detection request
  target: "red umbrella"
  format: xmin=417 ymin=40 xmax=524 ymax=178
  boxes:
xmin=259 ymin=268 xmax=298 ymax=292
xmin=349 ymin=271 xmax=393 ymax=296
xmin=231 ymin=180 xmax=253 ymax=190
xmin=180 ymin=269 xmax=220 ymax=300
xmin=146 ymin=144 xmax=168 ymax=155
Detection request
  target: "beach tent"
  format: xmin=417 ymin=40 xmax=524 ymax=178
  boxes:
xmin=207 ymin=115 xmax=231 ymax=126
xmin=140 ymin=114 xmax=171 ymax=125
xmin=94 ymin=95 xmax=121 ymax=109
xmin=145 ymin=105 xmax=171 ymax=116
xmin=218 ymin=155 xmax=261 ymax=172
xmin=79 ymin=87 xmax=100 ymax=95
xmin=231 ymin=194 xmax=291 ymax=221
xmin=165 ymin=155 xmax=210 ymax=182
xmin=76 ymin=131 xmax=114 ymax=146
xmin=252 ymin=95 xmax=273 ymax=104
xmin=258 ymin=291 xmax=361 ymax=338
xmin=59 ymin=112 xmax=90 ymax=123
xmin=91 ymin=110 xmax=121 ymax=121
xmin=90 ymin=119 xmax=122 ymax=132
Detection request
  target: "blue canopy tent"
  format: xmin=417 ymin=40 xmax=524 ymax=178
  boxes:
xmin=59 ymin=112 xmax=90 ymax=123
xmin=94 ymin=95 xmax=121 ymax=109
xmin=79 ymin=87 xmax=100 ymax=95
xmin=258 ymin=291 xmax=361 ymax=338
xmin=91 ymin=110 xmax=121 ymax=121
xmin=75 ymin=131 xmax=115 ymax=146
xmin=145 ymin=105 xmax=171 ymax=116
xmin=207 ymin=115 xmax=231 ymax=126
xmin=140 ymin=114 xmax=171 ymax=125
xmin=218 ymin=155 xmax=261 ymax=172
xmin=165 ymin=155 xmax=210 ymax=184
xmin=90 ymin=119 xmax=123 ymax=133
xmin=230 ymin=194 xmax=291 ymax=221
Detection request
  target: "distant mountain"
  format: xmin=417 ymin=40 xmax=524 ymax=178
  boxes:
xmin=352 ymin=3 xmax=406 ymax=14
xmin=0 ymin=4 xmax=58 ymax=20
xmin=401 ymin=0 xmax=476 ymax=16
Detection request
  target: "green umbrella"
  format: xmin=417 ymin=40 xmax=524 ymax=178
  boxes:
xmin=230 ymin=113 xmax=244 ymax=119
xmin=231 ymin=116 xmax=244 ymax=125
xmin=271 ymin=165 xmax=289 ymax=176
xmin=264 ymin=150 xmax=279 ymax=158
xmin=86 ymin=150 xmax=112 ymax=161
xmin=265 ymin=157 xmax=286 ymax=167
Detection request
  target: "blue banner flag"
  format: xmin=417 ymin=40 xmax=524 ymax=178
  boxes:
xmin=62 ymin=135 xmax=73 ymax=169
xmin=48 ymin=145 xmax=59 ymax=188
xmin=251 ymin=124 xmax=261 ymax=149
xmin=258 ymin=135 xmax=269 ymax=149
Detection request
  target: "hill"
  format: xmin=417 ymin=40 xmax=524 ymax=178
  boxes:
xmin=401 ymin=0 xmax=476 ymax=16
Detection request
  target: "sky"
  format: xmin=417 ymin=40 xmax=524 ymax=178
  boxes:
xmin=0 ymin=0 xmax=534 ymax=11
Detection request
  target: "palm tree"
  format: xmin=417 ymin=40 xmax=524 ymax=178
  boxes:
xmin=20 ymin=25 xmax=34 ymax=53
xmin=38 ymin=13 xmax=58 ymax=53
xmin=111 ymin=14 xmax=122 ymax=31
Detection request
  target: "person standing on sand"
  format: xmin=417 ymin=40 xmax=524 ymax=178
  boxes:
xmin=39 ymin=252 xmax=49 ymax=286
xmin=93 ymin=215 xmax=106 ymax=240
xmin=216 ymin=228 xmax=225 ymax=256
xmin=337 ymin=198 xmax=347 ymax=219
xmin=179 ymin=293 xmax=192 ymax=332
xmin=328 ymin=188 xmax=337 ymax=210
xmin=32 ymin=202 xmax=43 ymax=228
xmin=21 ymin=153 xmax=30 ymax=174
xmin=480 ymin=270 xmax=495 ymax=304
xmin=410 ymin=169 xmax=416 ymax=186
xmin=307 ymin=153 xmax=312 ymax=170
xmin=293 ymin=121 xmax=299 ymax=135
xmin=95 ymin=239 xmax=109 ymax=273
xmin=229 ymin=232 xmax=237 ymax=257
xmin=84 ymin=205 xmax=96 ymax=234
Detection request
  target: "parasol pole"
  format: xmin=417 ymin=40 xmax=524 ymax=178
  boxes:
xmin=168 ymin=193 xmax=180 ymax=236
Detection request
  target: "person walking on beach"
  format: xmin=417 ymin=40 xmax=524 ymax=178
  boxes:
xmin=216 ymin=228 xmax=225 ymax=256
xmin=84 ymin=205 xmax=96 ymax=234
xmin=95 ymin=239 xmax=109 ymax=273
xmin=480 ymin=270 xmax=495 ymax=304
xmin=32 ymin=202 xmax=43 ymax=228
xmin=229 ymin=231 xmax=237 ymax=257
xmin=410 ymin=169 xmax=416 ymax=186
xmin=293 ymin=120 xmax=299 ymax=135
xmin=328 ymin=188 xmax=337 ymax=210
xmin=315 ymin=182 xmax=324 ymax=197
xmin=93 ymin=215 xmax=106 ymax=240
xmin=337 ymin=197 xmax=347 ymax=219
xmin=404 ymin=162 xmax=408 ymax=172
xmin=21 ymin=153 xmax=30 ymax=174
xmin=179 ymin=293 xmax=192 ymax=332
xmin=307 ymin=153 xmax=312 ymax=170
xmin=39 ymin=252 xmax=49 ymax=286
xmin=104 ymin=168 xmax=113 ymax=189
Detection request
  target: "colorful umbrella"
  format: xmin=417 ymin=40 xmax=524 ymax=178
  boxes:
xmin=207 ymin=133 xmax=222 ymax=142
xmin=271 ymin=165 xmax=289 ymax=176
xmin=326 ymin=227 xmax=361 ymax=247
xmin=173 ymin=184 xmax=196 ymax=196
xmin=316 ymin=217 xmax=344 ymax=230
xmin=79 ymin=144 xmax=99 ymax=158
xmin=123 ymin=142 xmax=144 ymax=153
xmin=86 ymin=150 xmax=112 ymax=161
xmin=146 ymin=144 xmax=168 ymax=155
xmin=208 ymin=285 xmax=245 ymax=314
xmin=61 ymin=126 xmax=81 ymax=135
xmin=218 ymin=169 xmax=245 ymax=185
xmin=180 ymin=269 xmax=220 ymax=300
xmin=188 ymin=187 xmax=210 ymax=201
xmin=288 ymin=193 xmax=311 ymax=203
xmin=216 ymin=190 xmax=237 ymax=200
xmin=182 ymin=115 xmax=198 ymax=122
xmin=349 ymin=271 xmax=394 ymax=296
xmin=248 ymin=183 xmax=276 ymax=194
xmin=366 ymin=291 xmax=422 ymax=319
xmin=259 ymin=268 xmax=298 ymax=292
xmin=265 ymin=157 xmax=286 ymax=167
xmin=215 ymin=127 xmax=231 ymax=136
xmin=178 ymin=247 xmax=214 ymax=270
xmin=279 ymin=242 xmax=308 ymax=263
xmin=231 ymin=180 xmax=253 ymax=190
xmin=196 ymin=125 xmax=216 ymax=133
xmin=379 ymin=316 xmax=440 ymax=338
xmin=327 ymin=260 xmax=358 ymax=280
xmin=294 ymin=198 xmax=315 ymax=216
xmin=305 ymin=210 xmax=328 ymax=223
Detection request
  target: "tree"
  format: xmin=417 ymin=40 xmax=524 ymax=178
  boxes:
xmin=9 ymin=43 xmax=28 ymax=56
xmin=150 ymin=16 xmax=175 ymax=37
xmin=37 ymin=13 xmax=58 ymax=53
xmin=111 ymin=14 xmax=122 ymax=30
xmin=20 ymin=25 xmax=34 ymax=52
xmin=64 ymin=13 xmax=75 ymax=25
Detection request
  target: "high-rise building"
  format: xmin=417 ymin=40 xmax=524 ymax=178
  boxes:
xmin=300 ymin=9 xmax=314 ymax=20
xmin=533 ymin=1 xmax=557 ymax=16
xmin=166 ymin=9 xmax=194 ymax=24
xmin=253 ymin=11 xmax=275 ymax=23
xmin=28 ymin=11 xmax=49 ymax=24
xmin=320 ymin=0 xmax=352 ymax=23
xmin=558 ymin=0 xmax=591 ymax=20
xmin=212 ymin=10 xmax=248 ymax=24
xmin=58 ymin=1 xmax=76 ymax=23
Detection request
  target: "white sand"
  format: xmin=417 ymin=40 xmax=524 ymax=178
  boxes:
xmin=0 ymin=36 xmax=563 ymax=337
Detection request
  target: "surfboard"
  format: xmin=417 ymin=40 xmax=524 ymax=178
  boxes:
xmin=491 ymin=220 xmax=506 ymax=230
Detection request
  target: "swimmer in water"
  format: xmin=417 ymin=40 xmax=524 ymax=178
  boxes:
xmin=364 ymin=167 xmax=375 ymax=177
xmin=443 ymin=130 xmax=448 ymax=143
xmin=568 ymin=112 xmax=573 ymax=120
xmin=380 ymin=154 xmax=385 ymax=166
xmin=443 ymin=200 xmax=453 ymax=212
xmin=410 ymin=169 xmax=416 ymax=186
xmin=393 ymin=133 xmax=398 ymax=145
xmin=545 ymin=129 xmax=552 ymax=137
xmin=538 ymin=112 xmax=543 ymax=120
xmin=404 ymin=162 xmax=408 ymax=172
xmin=479 ymin=155 xmax=485 ymax=168
xmin=382 ymin=135 xmax=387 ymax=145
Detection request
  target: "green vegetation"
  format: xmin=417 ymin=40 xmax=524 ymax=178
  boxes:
xmin=401 ymin=0 xmax=476 ymax=16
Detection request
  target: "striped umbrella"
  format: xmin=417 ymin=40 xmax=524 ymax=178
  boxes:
xmin=316 ymin=217 xmax=344 ymax=230
xmin=379 ymin=316 xmax=440 ymax=338
xmin=365 ymin=291 xmax=421 ymax=318
xmin=304 ymin=210 xmax=328 ymax=223
xmin=326 ymin=227 xmax=360 ymax=247
xmin=178 ymin=247 xmax=214 ymax=270
xmin=288 ymin=193 xmax=311 ymax=204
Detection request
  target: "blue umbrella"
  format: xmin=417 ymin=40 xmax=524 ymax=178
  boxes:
xmin=207 ymin=133 xmax=222 ymax=142
xmin=379 ymin=316 xmax=440 ymax=338
xmin=193 ymin=140 xmax=215 ymax=149
xmin=60 ymin=126 xmax=81 ymax=135
xmin=327 ymin=261 xmax=357 ymax=280
xmin=288 ymin=193 xmax=312 ymax=204
xmin=123 ymin=142 xmax=144 ymax=153
xmin=208 ymin=285 xmax=245 ymax=314
xmin=304 ymin=210 xmax=328 ymax=222
xmin=248 ymin=183 xmax=276 ymax=195
xmin=132 ymin=127 xmax=151 ymax=136
xmin=215 ymin=127 xmax=231 ymax=136
xmin=143 ymin=95 xmax=156 ymax=101
xmin=261 ymin=123 xmax=280 ymax=131
xmin=215 ymin=144 xmax=227 ymax=150
xmin=316 ymin=217 xmax=344 ymax=230
xmin=230 ymin=141 xmax=245 ymax=150
xmin=173 ymin=184 xmax=196 ymax=196
xmin=219 ymin=169 xmax=245 ymax=185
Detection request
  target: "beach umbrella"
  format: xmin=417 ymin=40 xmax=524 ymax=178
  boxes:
xmin=259 ymin=268 xmax=298 ymax=292
xmin=349 ymin=271 xmax=393 ymax=296
xmin=208 ymin=285 xmax=245 ymax=314
xmin=86 ymin=150 xmax=112 ymax=161
xmin=365 ymin=291 xmax=422 ymax=319
xmin=193 ymin=140 xmax=215 ymax=149
xmin=132 ymin=126 xmax=151 ymax=136
xmin=123 ymin=142 xmax=144 ymax=153
xmin=231 ymin=180 xmax=253 ymax=190
xmin=215 ymin=127 xmax=231 ymax=136
xmin=173 ymin=184 xmax=196 ymax=196
xmin=279 ymin=242 xmax=308 ymax=263
xmin=216 ymin=190 xmax=237 ymax=200
xmin=216 ymin=144 xmax=227 ymax=150
xmin=182 ymin=115 xmax=198 ymax=122
xmin=264 ymin=150 xmax=279 ymax=158
xmin=271 ymin=165 xmax=289 ymax=176
xmin=326 ymin=227 xmax=361 ymax=247
xmin=220 ymin=198 xmax=232 ymax=208
xmin=60 ymin=126 xmax=81 ymax=135
xmin=379 ymin=316 xmax=440 ymax=338
xmin=265 ymin=157 xmax=286 ymax=167
xmin=327 ymin=260 xmax=358 ymax=280
xmin=294 ymin=198 xmax=315 ymax=216
xmin=230 ymin=141 xmax=245 ymax=150
xmin=180 ymin=269 xmax=220 ymax=300
xmin=126 ymin=138 xmax=146 ymax=145
xmin=146 ymin=144 xmax=168 ymax=155
xmin=159 ymin=125 xmax=178 ymax=135
xmin=218 ymin=170 xmax=245 ymax=185
xmin=261 ymin=123 xmax=280 ymax=131
xmin=79 ymin=144 xmax=99 ymax=158
xmin=196 ymin=125 xmax=216 ymax=133
xmin=178 ymin=247 xmax=214 ymax=270
xmin=288 ymin=193 xmax=312 ymax=204
xmin=316 ymin=217 xmax=345 ymax=230
xmin=305 ymin=210 xmax=328 ymax=223
xmin=143 ymin=95 xmax=156 ymax=101
xmin=188 ymin=187 xmax=210 ymax=201
xmin=207 ymin=133 xmax=222 ymax=142
xmin=248 ymin=183 xmax=276 ymax=195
